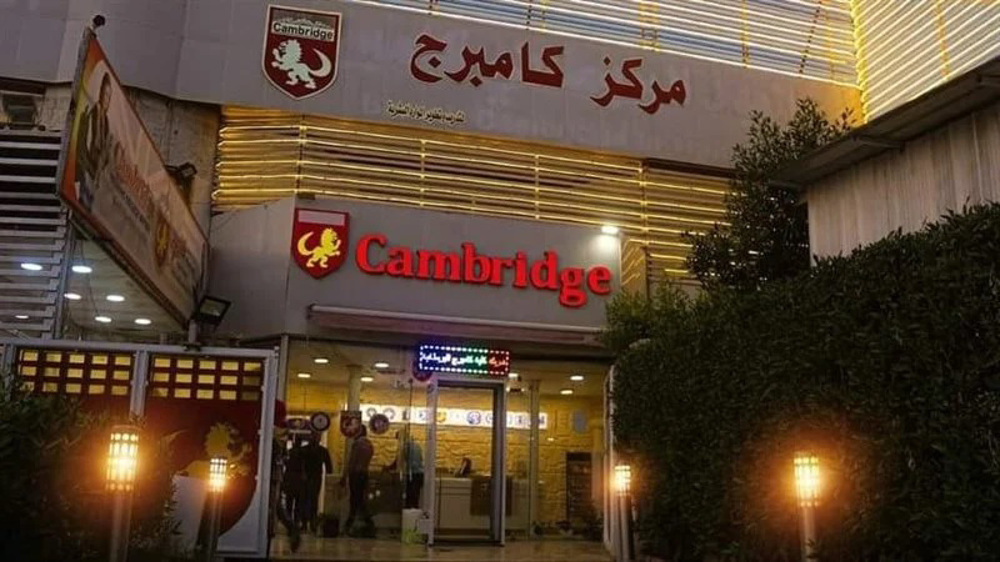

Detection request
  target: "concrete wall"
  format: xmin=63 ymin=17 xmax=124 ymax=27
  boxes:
xmin=1 ymin=0 xmax=860 ymax=167
xmin=806 ymin=99 xmax=1000 ymax=258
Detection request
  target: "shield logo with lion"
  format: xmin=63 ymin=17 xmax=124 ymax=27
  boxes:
xmin=262 ymin=5 xmax=342 ymax=99
xmin=292 ymin=208 xmax=350 ymax=279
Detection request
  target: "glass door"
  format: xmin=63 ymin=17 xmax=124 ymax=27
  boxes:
xmin=424 ymin=378 xmax=506 ymax=544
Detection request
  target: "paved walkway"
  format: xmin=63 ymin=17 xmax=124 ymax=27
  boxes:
xmin=271 ymin=536 xmax=613 ymax=561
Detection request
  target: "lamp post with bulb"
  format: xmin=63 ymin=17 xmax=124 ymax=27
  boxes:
xmin=107 ymin=425 xmax=139 ymax=562
xmin=614 ymin=464 xmax=634 ymax=562
xmin=794 ymin=452 xmax=820 ymax=561
xmin=203 ymin=458 xmax=228 ymax=562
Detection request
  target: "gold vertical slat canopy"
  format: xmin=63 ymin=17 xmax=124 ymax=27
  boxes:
xmin=215 ymin=107 xmax=729 ymax=285
xmin=852 ymin=0 xmax=1000 ymax=118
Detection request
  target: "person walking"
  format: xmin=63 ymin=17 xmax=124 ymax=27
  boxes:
xmin=300 ymin=432 xmax=333 ymax=532
xmin=284 ymin=436 xmax=307 ymax=531
xmin=268 ymin=401 xmax=301 ymax=553
xmin=386 ymin=431 xmax=424 ymax=509
xmin=340 ymin=425 xmax=374 ymax=536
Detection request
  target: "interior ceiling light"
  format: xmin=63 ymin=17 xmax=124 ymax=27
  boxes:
xmin=134 ymin=318 xmax=152 ymax=326
xmin=20 ymin=262 xmax=42 ymax=271
xmin=361 ymin=375 xmax=375 ymax=383
xmin=508 ymin=372 xmax=520 ymax=380
xmin=14 ymin=314 xmax=28 ymax=320
xmin=570 ymin=374 xmax=585 ymax=382
xmin=314 ymin=357 xmax=330 ymax=364
xmin=546 ymin=437 xmax=555 ymax=442
xmin=560 ymin=388 xmax=574 ymax=395
xmin=373 ymin=362 xmax=390 ymax=370
xmin=64 ymin=292 xmax=82 ymax=300
xmin=297 ymin=372 xmax=312 ymax=379
xmin=601 ymin=225 xmax=620 ymax=235
xmin=72 ymin=264 xmax=93 ymax=274
xmin=95 ymin=316 xmax=112 ymax=323
xmin=106 ymin=294 xmax=125 ymax=302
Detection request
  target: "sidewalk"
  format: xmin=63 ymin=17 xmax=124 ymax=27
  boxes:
xmin=270 ymin=536 xmax=613 ymax=561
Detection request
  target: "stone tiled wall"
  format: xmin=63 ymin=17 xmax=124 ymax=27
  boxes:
xmin=287 ymin=380 xmax=603 ymax=525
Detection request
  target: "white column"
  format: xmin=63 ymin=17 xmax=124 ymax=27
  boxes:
xmin=528 ymin=379 xmax=541 ymax=535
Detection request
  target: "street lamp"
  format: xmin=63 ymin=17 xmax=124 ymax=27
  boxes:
xmin=614 ymin=464 xmax=632 ymax=496
xmin=203 ymin=458 xmax=228 ymax=562
xmin=209 ymin=457 xmax=227 ymax=493
xmin=107 ymin=426 xmax=139 ymax=562
xmin=794 ymin=452 xmax=820 ymax=561
xmin=614 ymin=464 xmax=634 ymax=561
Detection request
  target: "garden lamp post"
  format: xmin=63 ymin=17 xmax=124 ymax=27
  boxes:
xmin=203 ymin=457 xmax=228 ymax=562
xmin=614 ymin=464 xmax=634 ymax=562
xmin=794 ymin=452 xmax=820 ymax=561
xmin=107 ymin=425 xmax=139 ymax=562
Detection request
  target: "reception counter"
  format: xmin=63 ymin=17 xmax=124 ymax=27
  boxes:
xmin=326 ymin=472 xmax=530 ymax=533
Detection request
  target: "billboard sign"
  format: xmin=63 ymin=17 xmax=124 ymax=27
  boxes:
xmin=60 ymin=35 xmax=206 ymax=321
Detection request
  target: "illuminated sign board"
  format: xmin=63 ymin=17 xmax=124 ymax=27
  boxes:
xmin=416 ymin=344 xmax=511 ymax=376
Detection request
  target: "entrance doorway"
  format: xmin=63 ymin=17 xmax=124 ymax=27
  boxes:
xmin=424 ymin=377 xmax=506 ymax=545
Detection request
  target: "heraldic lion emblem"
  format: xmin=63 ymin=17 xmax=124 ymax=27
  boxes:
xmin=270 ymin=39 xmax=333 ymax=90
xmin=297 ymin=227 xmax=342 ymax=268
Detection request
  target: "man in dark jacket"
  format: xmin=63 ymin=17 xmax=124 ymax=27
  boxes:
xmin=299 ymin=432 xmax=333 ymax=532
xmin=340 ymin=425 xmax=374 ymax=535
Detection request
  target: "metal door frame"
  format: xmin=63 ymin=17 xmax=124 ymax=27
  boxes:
xmin=423 ymin=375 xmax=506 ymax=546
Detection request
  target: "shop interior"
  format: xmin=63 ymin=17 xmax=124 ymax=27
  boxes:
xmin=280 ymin=338 xmax=608 ymax=545
xmin=58 ymin=233 xmax=183 ymax=340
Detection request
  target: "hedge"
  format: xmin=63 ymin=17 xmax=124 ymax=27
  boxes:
xmin=603 ymin=204 xmax=1000 ymax=561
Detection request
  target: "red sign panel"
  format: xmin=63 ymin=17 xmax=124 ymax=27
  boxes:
xmin=262 ymin=5 xmax=342 ymax=100
xmin=290 ymin=208 xmax=614 ymax=307
xmin=291 ymin=208 xmax=349 ymax=279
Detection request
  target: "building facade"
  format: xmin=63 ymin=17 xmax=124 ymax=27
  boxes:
xmin=14 ymin=0 xmax=988 ymax=559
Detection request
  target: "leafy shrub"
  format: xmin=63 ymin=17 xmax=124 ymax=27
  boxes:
xmin=605 ymin=204 xmax=1000 ymax=561
xmin=0 ymin=377 xmax=183 ymax=561
xmin=686 ymin=99 xmax=852 ymax=290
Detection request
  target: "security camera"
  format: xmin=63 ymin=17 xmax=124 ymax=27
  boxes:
xmin=92 ymin=15 xmax=106 ymax=29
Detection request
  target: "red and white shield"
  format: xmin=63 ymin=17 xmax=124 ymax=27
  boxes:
xmin=292 ymin=208 xmax=350 ymax=279
xmin=262 ymin=5 xmax=342 ymax=100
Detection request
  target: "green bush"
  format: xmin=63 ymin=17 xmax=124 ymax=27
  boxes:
xmin=604 ymin=204 xmax=1000 ymax=561
xmin=0 ymin=377 xmax=183 ymax=561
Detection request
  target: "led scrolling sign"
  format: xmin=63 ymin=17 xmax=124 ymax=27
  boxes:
xmin=417 ymin=344 xmax=511 ymax=377
xmin=409 ymin=34 xmax=687 ymax=116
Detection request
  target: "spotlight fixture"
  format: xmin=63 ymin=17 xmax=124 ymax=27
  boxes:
xmin=508 ymin=372 xmax=520 ymax=380
xmin=601 ymin=225 xmax=620 ymax=235
xmin=106 ymin=294 xmax=125 ymax=302
xmin=64 ymin=292 xmax=82 ymax=300
xmin=560 ymin=388 xmax=573 ymax=395
xmin=296 ymin=372 xmax=312 ymax=379
xmin=72 ymin=264 xmax=93 ymax=274
xmin=192 ymin=295 xmax=231 ymax=326
xmin=361 ymin=375 xmax=375 ymax=383
xmin=95 ymin=316 xmax=112 ymax=323
xmin=570 ymin=374 xmax=585 ymax=382
xmin=373 ymin=361 xmax=390 ymax=370
xmin=134 ymin=318 xmax=152 ymax=326
xmin=314 ymin=357 xmax=330 ymax=364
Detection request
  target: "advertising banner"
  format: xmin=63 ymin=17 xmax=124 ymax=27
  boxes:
xmin=60 ymin=34 xmax=206 ymax=321
xmin=361 ymin=403 xmax=548 ymax=430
